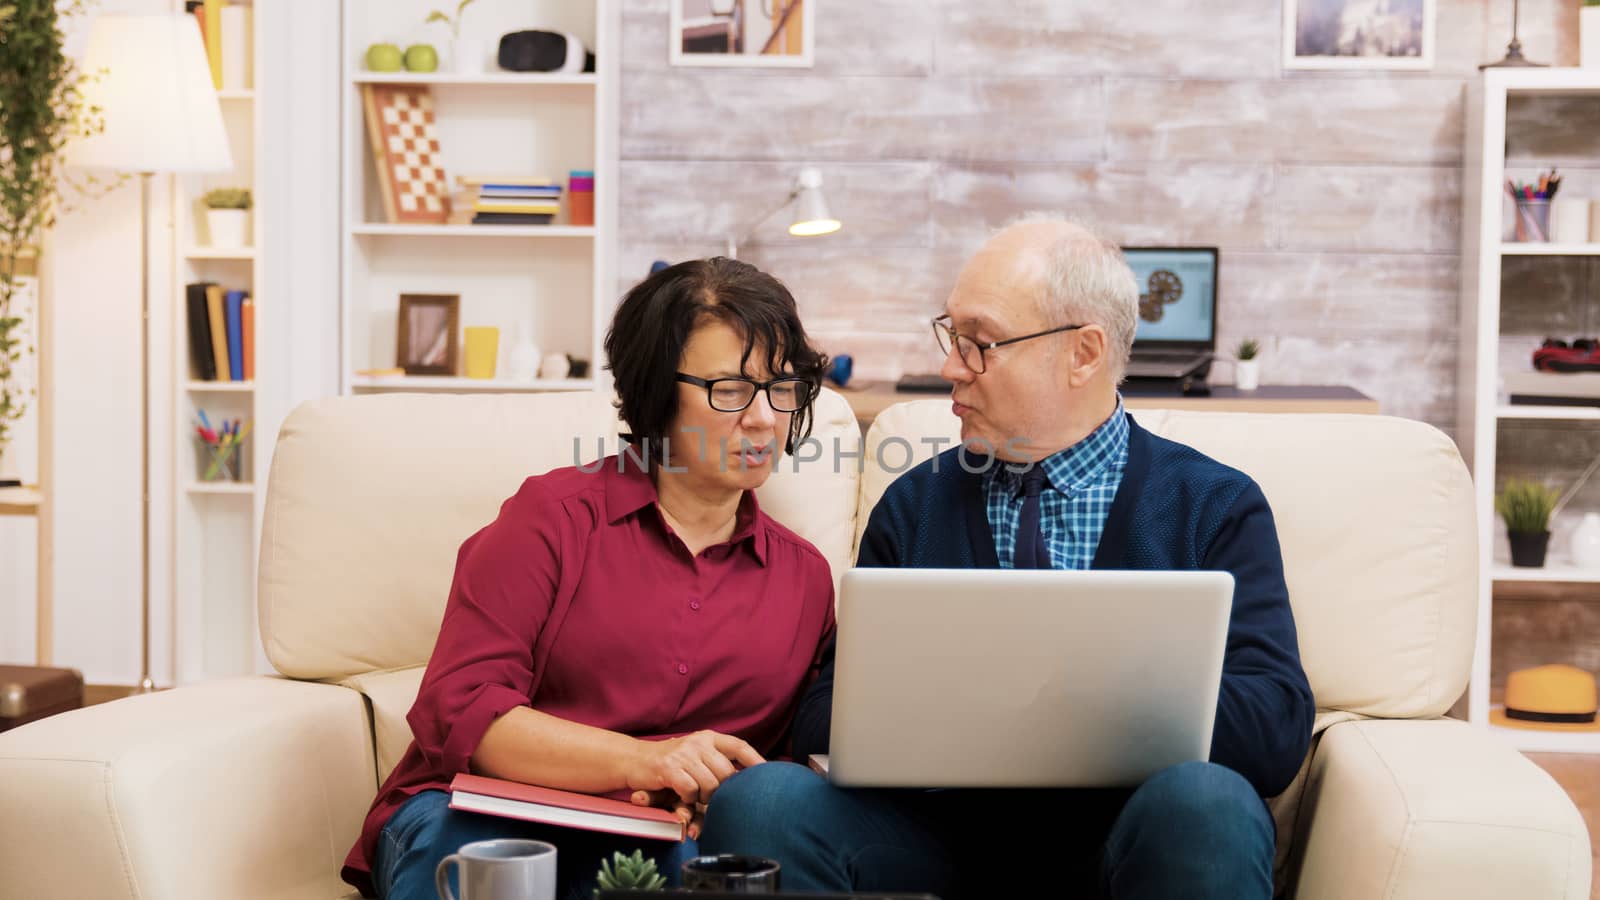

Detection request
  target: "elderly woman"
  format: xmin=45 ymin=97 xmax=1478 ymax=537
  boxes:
xmin=341 ymin=258 xmax=837 ymax=900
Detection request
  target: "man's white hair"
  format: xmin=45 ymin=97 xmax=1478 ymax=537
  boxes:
xmin=1000 ymin=212 xmax=1140 ymax=382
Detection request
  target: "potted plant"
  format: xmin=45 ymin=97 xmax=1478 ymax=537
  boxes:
xmin=426 ymin=0 xmax=482 ymax=74
xmin=593 ymin=849 xmax=666 ymax=897
xmin=1234 ymin=338 xmax=1261 ymax=391
xmin=0 ymin=0 xmax=100 ymax=485
xmin=202 ymin=187 xmax=252 ymax=249
xmin=1497 ymin=478 xmax=1560 ymax=567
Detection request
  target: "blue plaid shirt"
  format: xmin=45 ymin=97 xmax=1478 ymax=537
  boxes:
xmin=986 ymin=398 xmax=1130 ymax=570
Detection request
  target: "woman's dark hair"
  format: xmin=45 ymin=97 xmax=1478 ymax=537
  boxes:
xmin=605 ymin=257 xmax=828 ymax=459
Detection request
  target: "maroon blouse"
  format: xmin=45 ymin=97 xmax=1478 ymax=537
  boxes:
xmin=342 ymin=454 xmax=836 ymax=895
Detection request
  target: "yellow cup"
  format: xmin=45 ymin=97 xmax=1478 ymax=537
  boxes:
xmin=463 ymin=326 xmax=500 ymax=379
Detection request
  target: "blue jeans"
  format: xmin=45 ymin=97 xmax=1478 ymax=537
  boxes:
xmin=374 ymin=790 xmax=700 ymax=900
xmin=699 ymin=760 xmax=1274 ymax=900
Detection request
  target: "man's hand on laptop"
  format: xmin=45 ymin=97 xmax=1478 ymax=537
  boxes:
xmin=626 ymin=730 xmax=765 ymax=839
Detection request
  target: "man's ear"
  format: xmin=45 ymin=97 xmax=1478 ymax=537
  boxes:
xmin=1067 ymin=326 xmax=1108 ymax=388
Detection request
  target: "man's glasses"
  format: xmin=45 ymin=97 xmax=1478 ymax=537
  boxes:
xmin=676 ymin=374 xmax=816 ymax=413
xmin=932 ymin=314 xmax=1087 ymax=374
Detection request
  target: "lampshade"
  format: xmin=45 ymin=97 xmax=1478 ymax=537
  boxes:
xmin=787 ymin=168 xmax=841 ymax=237
xmin=66 ymin=14 xmax=232 ymax=173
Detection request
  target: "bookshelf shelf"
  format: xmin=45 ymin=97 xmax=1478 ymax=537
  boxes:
xmin=185 ymin=380 xmax=255 ymax=393
xmin=351 ymin=72 xmax=597 ymax=86
xmin=1488 ymin=721 xmax=1600 ymax=754
xmin=351 ymin=224 xmax=595 ymax=238
xmin=1495 ymin=404 xmax=1600 ymax=421
xmin=185 ymin=482 xmax=255 ymax=496
xmin=1491 ymin=564 xmax=1600 ymax=584
xmin=350 ymin=375 xmax=597 ymax=393
xmin=184 ymin=247 xmax=257 ymax=260
xmin=1501 ymin=243 xmax=1600 ymax=256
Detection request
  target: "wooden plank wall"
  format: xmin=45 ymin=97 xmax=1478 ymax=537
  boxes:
xmin=616 ymin=0 xmax=1593 ymax=434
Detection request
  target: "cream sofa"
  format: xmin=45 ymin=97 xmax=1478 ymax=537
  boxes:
xmin=0 ymin=388 xmax=1589 ymax=900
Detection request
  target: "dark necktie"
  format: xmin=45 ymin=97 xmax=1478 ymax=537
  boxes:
xmin=1013 ymin=465 xmax=1052 ymax=569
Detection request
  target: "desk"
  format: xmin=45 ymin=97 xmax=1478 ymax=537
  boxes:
xmin=0 ymin=487 xmax=41 ymax=516
xmin=838 ymin=383 xmax=1379 ymax=429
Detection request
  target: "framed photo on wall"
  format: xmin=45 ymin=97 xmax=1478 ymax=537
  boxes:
xmin=1283 ymin=0 xmax=1435 ymax=70
xmin=670 ymin=0 xmax=813 ymax=68
xmin=397 ymin=293 xmax=460 ymax=376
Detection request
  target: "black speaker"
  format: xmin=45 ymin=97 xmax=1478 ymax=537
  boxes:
xmin=497 ymin=30 xmax=595 ymax=73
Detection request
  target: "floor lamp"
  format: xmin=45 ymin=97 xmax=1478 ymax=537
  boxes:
xmin=65 ymin=14 xmax=232 ymax=692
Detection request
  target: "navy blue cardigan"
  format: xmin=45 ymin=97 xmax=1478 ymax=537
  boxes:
xmin=792 ymin=414 xmax=1316 ymax=798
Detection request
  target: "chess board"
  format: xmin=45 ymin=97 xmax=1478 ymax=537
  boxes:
xmin=361 ymin=84 xmax=451 ymax=224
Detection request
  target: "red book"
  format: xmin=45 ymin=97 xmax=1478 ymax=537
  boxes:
xmin=448 ymin=773 xmax=685 ymax=842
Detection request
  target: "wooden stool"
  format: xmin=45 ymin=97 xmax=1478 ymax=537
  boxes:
xmin=0 ymin=665 xmax=84 ymax=732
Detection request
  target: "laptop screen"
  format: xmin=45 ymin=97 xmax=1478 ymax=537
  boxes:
xmin=1121 ymin=247 xmax=1218 ymax=350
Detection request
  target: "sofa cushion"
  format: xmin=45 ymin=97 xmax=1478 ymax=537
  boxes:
xmin=856 ymin=402 xmax=1476 ymax=721
xmin=340 ymin=666 xmax=426 ymax=784
xmin=261 ymin=388 xmax=861 ymax=681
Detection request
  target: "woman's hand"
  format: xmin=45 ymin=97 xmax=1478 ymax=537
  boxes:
xmin=624 ymin=730 xmax=764 ymax=837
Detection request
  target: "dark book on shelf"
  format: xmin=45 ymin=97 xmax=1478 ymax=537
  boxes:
xmin=185 ymin=282 xmax=217 ymax=381
xmin=472 ymin=212 xmax=555 ymax=225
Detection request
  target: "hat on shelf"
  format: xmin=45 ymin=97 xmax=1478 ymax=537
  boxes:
xmin=1490 ymin=664 xmax=1600 ymax=732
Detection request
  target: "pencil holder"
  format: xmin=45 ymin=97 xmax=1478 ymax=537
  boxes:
xmin=1514 ymin=198 xmax=1552 ymax=242
xmin=195 ymin=436 xmax=245 ymax=482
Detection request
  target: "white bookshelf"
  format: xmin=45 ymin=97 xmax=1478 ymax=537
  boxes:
xmin=339 ymin=0 xmax=617 ymax=397
xmin=170 ymin=0 xmax=270 ymax=684
xmin=1460 ymin=68 xmax=1600 ymax=753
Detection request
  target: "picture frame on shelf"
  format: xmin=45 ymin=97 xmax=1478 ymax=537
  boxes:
xmin=397 ymin=293 xmax=460 ymax=375
xmin=670 ymin=0 xmax=813 ymax=68
xmin=1283 ymin=0 xmax=1434 ymax=70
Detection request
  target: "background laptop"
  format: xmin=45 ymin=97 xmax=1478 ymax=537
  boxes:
xmin=814 ymin=568 xmax=1233 ymax=789
xmin=1121 ymin=246 xmax=1220 ymax=379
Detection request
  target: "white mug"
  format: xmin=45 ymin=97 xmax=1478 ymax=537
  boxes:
xmin=1551 ymin=198 xmax=1591 ymax=244
xmin=436 ymin=838 xmax=556 ymax=900
xmin=539 ymin=352 xmax=572 ymax=381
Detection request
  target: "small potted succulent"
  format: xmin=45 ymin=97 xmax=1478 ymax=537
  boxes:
xmin=202 ymin=187 xmax=252 ymax=249
xmin=593 ymin=849 xmax=667 ymax=897
xmin=427 ymin=0 xmax=483 ymax=74
xmin=1497 ymin=478 xmax=1560 ymax=567
xmin=1233 ymin=338 xmax=1261 ymax=391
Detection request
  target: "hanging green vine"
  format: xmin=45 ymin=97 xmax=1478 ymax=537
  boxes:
xmin=0 ymin=0 xmax=102 ymax=464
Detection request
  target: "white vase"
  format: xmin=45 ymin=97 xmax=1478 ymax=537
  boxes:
xmin=1235 ymin=359 xmax=1260 ymax=391
xmin=206 ymin=208 xmax=249 ymax=248
xmin=508 ymin=338 xmax=541 ymax=383
xmin=452 ymin=38 xmax=487 ymax=74
xmin=1582 ymin=6 xmax=1600 ymax=69
xmin=1573 ymin=512 xmax=1600 ymax=569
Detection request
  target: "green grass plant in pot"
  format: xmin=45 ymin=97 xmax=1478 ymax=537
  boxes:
xmin=593 ymin=849 xmax=666 ymax=897
xmin=1497 ymin=478 xmax=1560 ymax=567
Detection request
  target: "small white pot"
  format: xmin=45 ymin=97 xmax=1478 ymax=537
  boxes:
xmin=1573 ymin=512 xmax=1600 ymax=569
xmin=1582 ymin=6 xmax=1600 ymax=69
xmin=206 ymin=208 xmax=250 ymax=248
xmin=1235 ymin=359 xmax=1260 ymax=391
xmin=452 ymin=38 xmax=487 ymax=74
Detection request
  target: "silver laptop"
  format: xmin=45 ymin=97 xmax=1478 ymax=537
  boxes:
xmin=1122 ymin=247 xmax=1219 ymax=379
xmin=814 ymin=568 xmax=1233 ymax=789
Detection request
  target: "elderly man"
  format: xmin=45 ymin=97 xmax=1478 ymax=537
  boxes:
xmin=698 ymin=216 xmax=1314 ymax=899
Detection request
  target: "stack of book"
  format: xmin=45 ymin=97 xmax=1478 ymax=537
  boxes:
xmin=449 ymin=176 xmax=563 ymax=226
xmin=185 ymin=282 xmax=254 ymax=382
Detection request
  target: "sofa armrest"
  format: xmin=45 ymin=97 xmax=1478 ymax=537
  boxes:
xmin=0 ymin=676 xmax=376 ymax=900
xmin=1292 ymin=718 xmax=1590 ymax=900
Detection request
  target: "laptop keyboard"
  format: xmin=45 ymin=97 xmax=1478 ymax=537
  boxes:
xmin=1133 ymin=351 xmax=1206 ymax=363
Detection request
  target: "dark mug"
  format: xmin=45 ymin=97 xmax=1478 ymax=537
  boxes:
xmin=680 ymin=854 xmax=781 ymax=893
